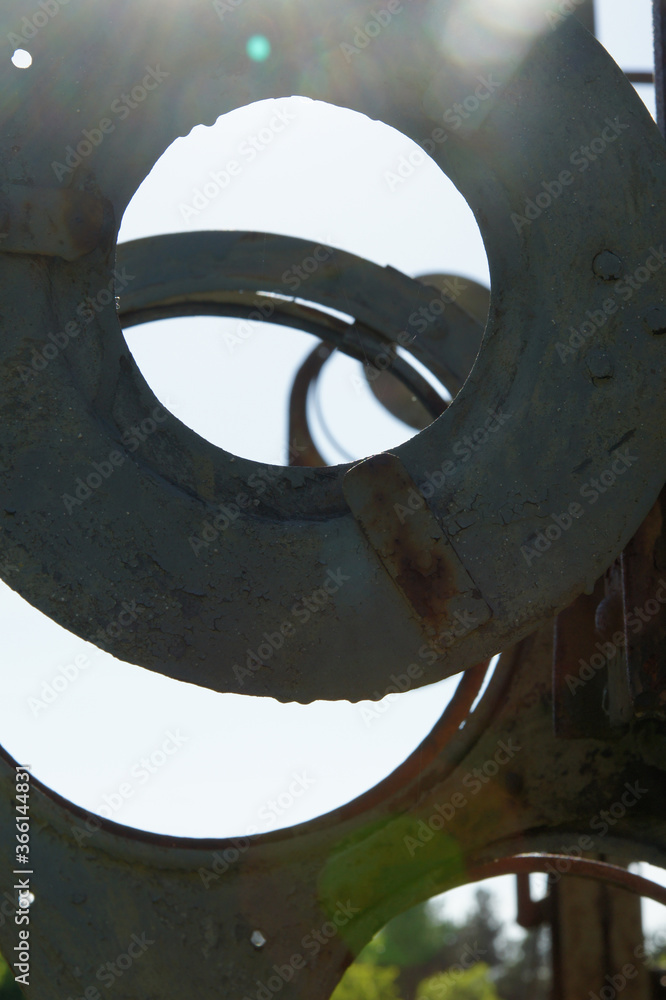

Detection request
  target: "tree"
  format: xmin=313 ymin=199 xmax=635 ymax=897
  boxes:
xmin=357 ymin=900 xmax=465 ymax=1000
xmin=418 ymin=963 xmax=501 ymax=1000
xmin=331 ymin=963 xmax=402 ymax=1000
xmin=338 ymin=891 xmax=507 ymax=1000
xmin=360 ymin=901 xmax=459 ymax=969
xmin=492 ymin=927 xmax=551 ymax=1000
xmin=335 ymin=887 xmax=556 ymax=1000
xmin=457 ymin=891 xmax=502 ymax=967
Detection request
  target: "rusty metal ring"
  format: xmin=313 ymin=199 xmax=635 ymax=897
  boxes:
xmin=1 ymin=2 xmax=666 ymax=704
xmin=117 ymin=233 xmax=455 ymax=425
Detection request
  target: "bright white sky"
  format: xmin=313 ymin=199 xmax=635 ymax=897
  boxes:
xmin=2 ymin=0 xmax=664 ymax=947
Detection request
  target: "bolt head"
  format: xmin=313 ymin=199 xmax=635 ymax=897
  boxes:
xmin=592 ymin=251 xmax=623 ymax=280
xmin=585 ymin=347 xmax=613 ymax=381
xmin=645 ymin=304 xmax=666 ymax=335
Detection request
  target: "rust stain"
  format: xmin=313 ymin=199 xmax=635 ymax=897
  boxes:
xmin=343 ymin=452 xmax=490 ymax=635
xmin=1 ymin=187 xmax=104 ymax=260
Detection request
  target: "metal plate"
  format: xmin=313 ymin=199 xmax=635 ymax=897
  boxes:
xmin=0 ymin=2 xmax=665 ymax=702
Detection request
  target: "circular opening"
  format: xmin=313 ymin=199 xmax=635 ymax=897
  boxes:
xmin=0 ymin=579 xmax=483 ymax=838
xmin=119 ymin=96 xmax=490 ymax=466
xmin=121 ymin=315 xmax=454 ymax=466
xmin=334 ymin=881 xmax=551 ymax=1000
xmin=333 ymin=871 xmax=666 ymax=1000
xmin=10 ymin=49 xmax=32 ymax=69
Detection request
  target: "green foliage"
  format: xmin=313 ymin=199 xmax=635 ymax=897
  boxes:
xmin=347 ymin=890 xmax=554 ymax=1000
xmin=331 ymin=962 xmax=402 ymax=1000
xmin=417 ymin=963 xmax=500 ymax=1000
xmin=492 ymin=926 xmax=551 ymax=1000
xmin=359 ymin=902 xmax=458 ymax=968
xmin=646 ymin=932 xmax=666 ymax=968
xmin=0 ymin=952 xmax=24 ymax=1000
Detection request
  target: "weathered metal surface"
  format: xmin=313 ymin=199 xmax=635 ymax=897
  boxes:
xmin=364 ymin=272 xmax=488 ymax=430
xmin=2 ymin=622 xmax=666 ymax=998
xmin=0 ymin=3 xmax=665 ymax=702
xmin=410 ymin=274 xmax=489 ymax=397
xmin=119 ymin=232 xmax=451 ymax=454
xmin=343 ymin=453 xmax=491 ymax=638
xmin=516 ymin=864 xmax=651 ymax=1000
xmin=288 ymin=343 xmax=333 ymax=469
xmin=550 ymin=872 xmax=650 ymax=1000
xmin=117 ymin=230 xmax=477 ymax=389
xmin=0 ymin=186 xmax=105 ymax=260
xmin=553 ymin=579 xmax=613 ymax=740
xmin=621 ymin=497 xmax=666 ymax=719
xmin=554 ymin=564 xmax=635 ymax=739
xmin=0 ymin=1 xmax=664 ymax=997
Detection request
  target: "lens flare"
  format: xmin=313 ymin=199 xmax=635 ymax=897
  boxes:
xmin=437 ymin=0 xmax=555 ymax=71
xmin=246 ymin=35 xmax=272 ymax=63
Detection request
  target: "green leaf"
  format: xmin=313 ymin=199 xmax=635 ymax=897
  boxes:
xmin=417 ymin=963 xmax=501 ymax=1000
xmin=331 ymin=962 xmax=403 ymax=1000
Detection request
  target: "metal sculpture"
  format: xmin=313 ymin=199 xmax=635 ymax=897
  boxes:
xmin=1 ymin=0 xmax=666 ymax=997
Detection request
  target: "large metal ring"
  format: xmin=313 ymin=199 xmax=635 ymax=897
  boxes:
xmin=1 ymin=1 xmax=666 ymax=702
